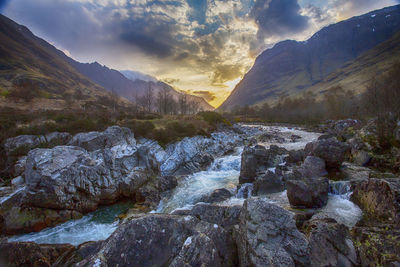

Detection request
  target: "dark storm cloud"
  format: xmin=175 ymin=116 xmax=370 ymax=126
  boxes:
xmin=192 ymin=90 xmax=216 ymax=101
xmin=0 ymin=0 xmax=10 ymax=12
xmin=250 ymin=0 xmax=309 ymax=39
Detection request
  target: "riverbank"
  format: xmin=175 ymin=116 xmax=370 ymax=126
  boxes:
xmin=0 ymin=120 xmax=399 ymax=266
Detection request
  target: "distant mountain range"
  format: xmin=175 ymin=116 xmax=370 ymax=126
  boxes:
xmin=220 ymin=5 xmax=400 ymax=110
xmin=0 ymin=14 xmax=213 ymax=112
xmin=64 ymin=60 xmax=213 ymax=111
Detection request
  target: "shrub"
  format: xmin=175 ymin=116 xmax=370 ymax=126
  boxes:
xmin=198 ymin=111 xmax=229 ymax=125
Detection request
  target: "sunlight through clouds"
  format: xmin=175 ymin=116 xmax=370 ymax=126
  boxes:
xmin=1 ymin=0 xmax=398 ymax=107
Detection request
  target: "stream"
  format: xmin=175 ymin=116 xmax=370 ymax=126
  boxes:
xmin=8 ymin=125 xmax=363 ymax=245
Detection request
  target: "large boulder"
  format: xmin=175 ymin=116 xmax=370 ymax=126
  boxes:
xmin=0 ymin=242 xmax=75 ymax=267
xmin=239 ymin=145 xmax=287 ymax=184
xmin=75 ymin=214 xmax=238 ymax=267
xmin=0 ymin=187 xmax=82 ymax=234
xmin=237 ymin=198 xmax=310 ymax=266
xmin=23 ymin=143 xmax=148 ymax=213
xmin=351 ymin=178 xmax=400 ymax=224
xmin=287 ymin=177 xmax=329 ymax=208
xmin=4 ymin=132 xmax=72 ymax=157
xmin=305 ymin=138 xmax=350 ymax=169
xmin=68 ymin=126 xmax=135 ymax=152
xmin=172 ymin=202 xmax=242 ymax=230
xmin=199 ymin=188 xmax=232 ymax=203
xmin=306 ymin=219 xmax=359 ymax=267
xmin=253 ymin=170 xmax=285 ymax=195
xmin=340 ymin=162 xmax=371 ymax=181
xmin=299 ymin=156 xmax=328 ymax=178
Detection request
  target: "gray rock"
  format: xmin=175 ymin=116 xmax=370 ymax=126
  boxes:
xmin=68 ymin=126 xmax=136 ymax=152
xmin=237 ymin=198 xmax=310 ymax=267
xmin=305 ymin=138 xmax=350 ymax=169
xmin=352 ymin=150 xmax=371 ymax=166
xmin=287 ymin=177 xmax=329 ymax=208
xmin=158 ymin=175 xmax=178 ymax=192
xmin=160 ymin=130 xmax=243 ymax=176
xmin=4 ymin=135 xmax=46 ymax=156
xmin=173 ymin=202 xmax=242 ymax=230
xmin=44 ymin=132 xmax=72 ymax=146
xmin=286 ymin=149 xmax=306 ymax=164
xmin=340 ymin=162 xmax=371 ymax=180
xmin=4 ymin=132 xmax=72 ymax=158
xmin=12 ymin=156 xmax=26 ymax=177
xmin=75 ymin=214 xmax=237 ymax=267
xmin=300 ymin=156 xmax=328 ymax=178
xmin=23 ymin=145 xmax=148 ymax=212
xmin=199 ymin=188 xmax=232 ymax=203
xmin=253 ymin=170 xmax=285 ymax=195
xmin=239 ymin=145 xmax=287 ymax=184
xmin=307 ymin=219 xmax=359 ymax=267
xmin=11 ymin=176 xmax=24 ymax=187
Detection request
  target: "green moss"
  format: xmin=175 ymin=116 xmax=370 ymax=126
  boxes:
xmin=0 ymin=89 xmax=10 ymax=97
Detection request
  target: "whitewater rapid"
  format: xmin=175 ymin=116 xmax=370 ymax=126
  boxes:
xmin=8 ymin=125 xmax=362 ymax=245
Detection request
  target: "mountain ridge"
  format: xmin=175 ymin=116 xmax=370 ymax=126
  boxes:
xmin=220 ymin=5 xmax=400 ymax=110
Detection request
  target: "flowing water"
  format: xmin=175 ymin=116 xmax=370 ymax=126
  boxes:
xmin=7 ymin=125 xmax=362 ymax=245
xmin=8 ymin=202 xmax=133 ymax=245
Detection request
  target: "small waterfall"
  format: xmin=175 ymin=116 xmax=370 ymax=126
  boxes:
xmin=329 ymin=181 xmax=352 ymax=199
xmin=236 ymin=183 xmax=253 ymax=199
xmin=315 ymin=180 xmax=362 ymax=228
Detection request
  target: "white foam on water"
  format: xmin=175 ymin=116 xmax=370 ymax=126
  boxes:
xmin=8 ymin=214 xmax=118 ymax=246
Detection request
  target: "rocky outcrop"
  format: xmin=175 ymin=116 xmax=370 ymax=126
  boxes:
xmin=199 ymin=188 xmax=232 ymax=203
xmin=23 ymin=144 xmax=148 ymax=212
xmin=305 ymin=138 xmax=350 ymax=169
xmin=158 ymin=175 xmax=178 ymax=192
xmin=306 ymin=219 xmax=359 ymax=267
xmin=287 ymin=177 xmax=329 ymax=208
xmin=340 ymin=162 xmax=371 ymax=181
xmin=75 ymin=214 xmax=238 ymax=267
xmin=172 ymin=202 xmax=242 ymax=230
xmin=351 ymin=178 xmax=400 ymax=224
xmin=298 ymin=156 xmax=328 ymax=178
xmin=239 ymin=145 xmax=287 ymax=184
xmin=0 ymin=242 xmax=75 ymax=267
xmin=4 ymin=132 xmax=72 ymax=157
xmin=160 ymin=131 xmax=243 ymax=176
xmin=253 ymin=170 xmax=285 ymax=195
xmin=237 ymin=198 xmax=310 ymax=266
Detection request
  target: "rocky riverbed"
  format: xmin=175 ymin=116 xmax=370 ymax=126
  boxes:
xmin=0 ymin=121 xmax=399 ymax=266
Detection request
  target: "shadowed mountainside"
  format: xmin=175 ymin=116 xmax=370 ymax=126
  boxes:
xmin=0 ymin=14 xmax=131 ymax=111
xmin=220 ymin=5 xmax=400 ymax=110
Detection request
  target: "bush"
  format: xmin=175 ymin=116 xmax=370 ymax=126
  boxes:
xmin=198 ymin=111 xmax=230 ymax=125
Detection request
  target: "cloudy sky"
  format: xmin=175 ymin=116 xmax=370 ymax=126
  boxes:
xmin=1 ymin=0 xmax=399 ymax=107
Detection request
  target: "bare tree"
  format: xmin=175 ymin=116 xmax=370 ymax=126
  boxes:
xmin=178 ymin=93 xmax=188 ymax=115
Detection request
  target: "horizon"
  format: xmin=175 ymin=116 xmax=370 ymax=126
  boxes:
xmin=1 ymin=0 xmax=399 ymax=107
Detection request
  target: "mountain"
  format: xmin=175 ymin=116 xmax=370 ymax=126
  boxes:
xmin=305 ymin=31 xmax=400 ymax=98
xmin=63 ymin=59 xmax=213 ymax=111
xmin=119 ymin=70 xmax=157 ymax=83
xmin=220 ymin=5 xmax=400 ymax=110
xmin=0 ymin=14 xmax=130 ymax=111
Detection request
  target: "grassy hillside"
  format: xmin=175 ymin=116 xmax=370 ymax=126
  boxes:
xmin=0 ymin=14 xmax=131 ymax=111
xmin=305 ymin=32 xmax=400 ymax=99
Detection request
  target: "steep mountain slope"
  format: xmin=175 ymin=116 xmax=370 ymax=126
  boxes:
xmin=220 ymin=5 xmax=400 ymax=110
xmin=0 ymin=14 xmax=130 ymax=111
xmin=119 ymin=70 xmax=157 ymax=82
xmin=64 ymin=59 xmax=213 ymax=111
xmin=305 ymin=31 xmax=400 ymax=98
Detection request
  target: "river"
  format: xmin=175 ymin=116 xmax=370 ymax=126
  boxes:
xmin=8 ymin=125 xmax=362 ymax=245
